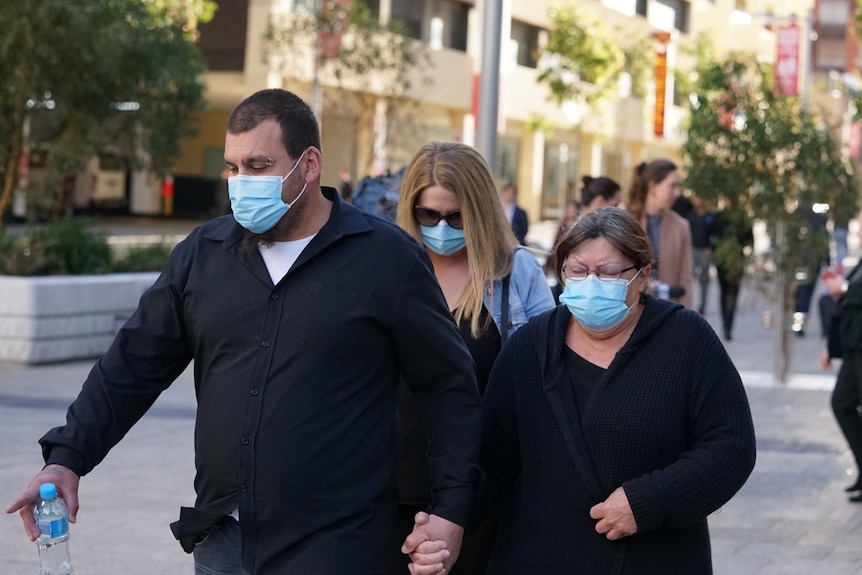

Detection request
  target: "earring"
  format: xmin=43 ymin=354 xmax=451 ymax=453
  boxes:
xmin=264 ymin=157 xmax=274 ymax=167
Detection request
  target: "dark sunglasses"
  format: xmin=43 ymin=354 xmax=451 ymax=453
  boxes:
xmin=413 ymin=206 xmax=464 ymax=229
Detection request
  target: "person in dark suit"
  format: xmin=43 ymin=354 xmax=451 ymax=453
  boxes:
xmin=407 ymin=207 xmax=756 ymax=575
xmin=820 ymin=209 xmax=862 ymax=501
xmin=500 ymin=183 xmax=528 ymax=245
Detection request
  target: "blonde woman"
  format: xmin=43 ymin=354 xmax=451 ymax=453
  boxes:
xmin=387 ymin=141 xmax=555 ymax=575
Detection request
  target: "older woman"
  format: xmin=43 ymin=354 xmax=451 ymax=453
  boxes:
xmin=408 ymin=207 xmax=755 ymax=575
xmin=389 ymin=141 xmax=555 ymax=574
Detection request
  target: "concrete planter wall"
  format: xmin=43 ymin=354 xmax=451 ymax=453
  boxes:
xmin=0 ymin=273 xmax=160 ymax=365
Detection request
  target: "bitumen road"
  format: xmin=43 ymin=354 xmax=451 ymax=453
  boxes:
xmin=1 ymin=215 xmax=861 ymax=573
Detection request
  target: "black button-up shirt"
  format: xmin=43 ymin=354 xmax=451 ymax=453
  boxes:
xmin=41 ymin=188 xmax=481 ymax=573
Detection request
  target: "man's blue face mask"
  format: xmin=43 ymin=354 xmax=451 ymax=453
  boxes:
xmin=228 ymin=149 xmax=308 ymax=234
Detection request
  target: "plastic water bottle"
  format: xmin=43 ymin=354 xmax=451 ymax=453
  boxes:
xmin=33 ymin=483 xmax=75 ymax=575
xmin=655 ymin=281 xmax=671 ymax=300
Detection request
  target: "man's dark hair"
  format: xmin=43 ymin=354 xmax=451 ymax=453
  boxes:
xmin=227 ymin=89 xmax=321 ymax=158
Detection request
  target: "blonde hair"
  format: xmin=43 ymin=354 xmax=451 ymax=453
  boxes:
xmin=397 ymin=142 xmax=517 ymax=337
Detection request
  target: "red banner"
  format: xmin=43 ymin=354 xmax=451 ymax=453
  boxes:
xmin=653 ymin=33 xmax=670 ymax=137
xmin=319 ymin=0 xmax=352 ymax=59
xmin=774 ymin=23 xmax=800 ymax=97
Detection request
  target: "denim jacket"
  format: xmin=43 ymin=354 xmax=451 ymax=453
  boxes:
xmin=483 ymin=247 xmax=556 ymax=340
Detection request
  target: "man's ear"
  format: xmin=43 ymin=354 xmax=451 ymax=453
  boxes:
xmin=303 ymin=146 xmax=323 ymax=181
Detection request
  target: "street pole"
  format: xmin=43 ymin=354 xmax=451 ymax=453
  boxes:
xmin=772 ymin=9 xmax=814 ymax=383
xmin=311 ymin=0 xmax=323 ymax=127
xmin=476 ymin=0 xmax=502 ymax=168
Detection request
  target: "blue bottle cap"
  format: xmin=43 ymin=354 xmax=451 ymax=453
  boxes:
xmin=39 ymin=483 xmax=57 ymax=500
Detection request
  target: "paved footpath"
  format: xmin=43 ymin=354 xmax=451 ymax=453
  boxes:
xmin=1 ymin=216 xmax=861 ymax=573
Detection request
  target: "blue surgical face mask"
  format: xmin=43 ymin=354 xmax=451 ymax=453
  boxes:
xmin=559 ymin=269 xmax=641 ymax=331
xmin=419 ymin=222 xmax=466 ymax=256
xmin=228 ymin=149 xmax=308 ymax=233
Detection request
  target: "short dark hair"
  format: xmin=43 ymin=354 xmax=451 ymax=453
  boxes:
xmin=227 ymin=89 xmax=321 ymax=158
xmin=555 ymin=206 xmax=654 ymax=282
xmin=581 ymin=175 xmax=621 ymax=206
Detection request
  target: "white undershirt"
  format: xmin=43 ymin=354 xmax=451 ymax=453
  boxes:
xmin=258 ymin=235 xmax=316 ymax=284
xmin=503 ymin=203 xmax=515 ymax=224
xmin=230 ymin=233 xmax=316 ymax=521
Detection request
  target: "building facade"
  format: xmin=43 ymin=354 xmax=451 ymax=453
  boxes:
xmin=161 ymin=0 xmax=820 ymax=226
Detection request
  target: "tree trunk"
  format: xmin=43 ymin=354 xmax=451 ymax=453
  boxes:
xmin=0 ymin=125 xmax=23 ymax=233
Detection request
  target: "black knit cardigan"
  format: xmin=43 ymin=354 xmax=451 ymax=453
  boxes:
xmin=479 ymin=298 xmax=756 ymax=575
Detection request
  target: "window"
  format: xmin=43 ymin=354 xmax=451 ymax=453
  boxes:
xmin=388 ymin=0 xmax=469 ymax=51
xmin=430 ymin=0 xmax=469 ymax=52
xmin=198 ymin=0 xmax=248 ymax=71
xmin=815 ymin=38 xmax=847 ymax=70
xmin=391 ymin=0 xmax=423 ymax=40
xmin=653 ymin=0 xmax=689 ymax=33
xmin=818 ymin=0 xmax=848 ymax=26
xmin=510 ymin=19 xmax=542 ymax=68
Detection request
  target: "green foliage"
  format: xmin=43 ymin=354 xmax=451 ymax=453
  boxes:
xmin=0 ymin=219 xmax=113 ymax=275
xmin=682 ymin=52 xmax=859 ymax=238
xmin=112 ymin=243 xmax=172 ymax=273
xmin=0 ymin=0 xmax=211 ymax=226
xmin=681 ymin=46 xmax=859 ymax=379
xmin=263 ymin=1 xmax=433 ymax=172
xmin=0 ymin=219 xmax=171 ymax=275
xmin=537 ymin=4 xmax=624 ymax=107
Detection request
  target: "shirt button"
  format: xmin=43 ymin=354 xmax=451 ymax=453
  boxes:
xmin=241 ymin=485 xmax=248 ymax=493
xmin=241 ymin=438 xmax=249 ymax=445
xmin=271 ymin=294 xmax=279 ymax=300
xmin=262 ymin=341 xmax=270 ymax=348
xmin=250 ymin=389 xmax=259 ymax=396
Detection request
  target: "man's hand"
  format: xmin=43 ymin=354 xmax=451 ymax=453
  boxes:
xmin=5 ymin=465 xmax=80 ymax=541
xmin=589 ymin=486 xmax=637 ymax=541
xmin=401 ymin=511 xmax=463 ymax=575
xmin=820 ymin=348 xmax=833 ymax=371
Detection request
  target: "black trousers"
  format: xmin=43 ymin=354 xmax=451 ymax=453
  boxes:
xmin=832 ymin=349 xmax=862 ymax=474
xmin=717 ymin=271 xmax=741 ymax=339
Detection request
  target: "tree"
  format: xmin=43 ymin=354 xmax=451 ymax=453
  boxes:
xmin=263 ymin=0 xmax=432 ymax=178
xmin=682 ymin=46 xmax=860 ymax=380
xmin=536 ymin=4 xmax=653 ymax=118
xmin=0 ymin=0 xmax=212 ymax=228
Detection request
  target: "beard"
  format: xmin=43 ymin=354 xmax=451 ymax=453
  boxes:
xmin=241 ymin=184 xmax=309 ymax=248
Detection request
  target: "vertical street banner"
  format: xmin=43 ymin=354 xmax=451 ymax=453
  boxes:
xmin=319 ymin=0 xmax=352 ymax=59
xmin=653 ymin=32 xmax=671 ymax=137
xmin=774 ymin=23 xmax=800 ymax=97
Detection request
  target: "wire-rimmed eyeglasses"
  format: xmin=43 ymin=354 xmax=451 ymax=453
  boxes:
xmin=562 ymin=265 xmax=639 ymax=283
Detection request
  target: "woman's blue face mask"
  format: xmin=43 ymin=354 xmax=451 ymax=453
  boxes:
xmin=559 ymin=269 xmax=642 ymax=331
xmin=419 ymin=221 xmax=466 ymax=256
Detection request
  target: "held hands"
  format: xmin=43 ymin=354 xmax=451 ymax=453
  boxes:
xmin=821 ymin=266 xmax=846 ymax=299
xmin=4 ymin=464 xmax=80 ymax=541
xmin=589 ymin=486 xmax=637 ymax=541
xmin=401 ymin=511 xmax=462 ymax=575
xmin=819 ymin=348 xmax=833 ymax=371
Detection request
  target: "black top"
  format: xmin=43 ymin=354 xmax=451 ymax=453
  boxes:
xmin=563 ymin=346 xmax=605 ymax=420
xmin=397 ymin=305 xmax=501 ymax=504
xmin=39 ymin=187 xmax=481 ymax=574
xmin=458 ymin=305 xmax=502 ymax=396
xmin=478 ymin=300 xmax=756 ymax=573
xmin=686 ymin=211 xmax=716 ymax=249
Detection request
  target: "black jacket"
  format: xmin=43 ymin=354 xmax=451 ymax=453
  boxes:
xmin=39 ymin=188 xmax=481 ymax=574
xmin=829 ymin=263 xmax=862 ymax=357
xmin=479 ymin=299 xmax=756 ymax=574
